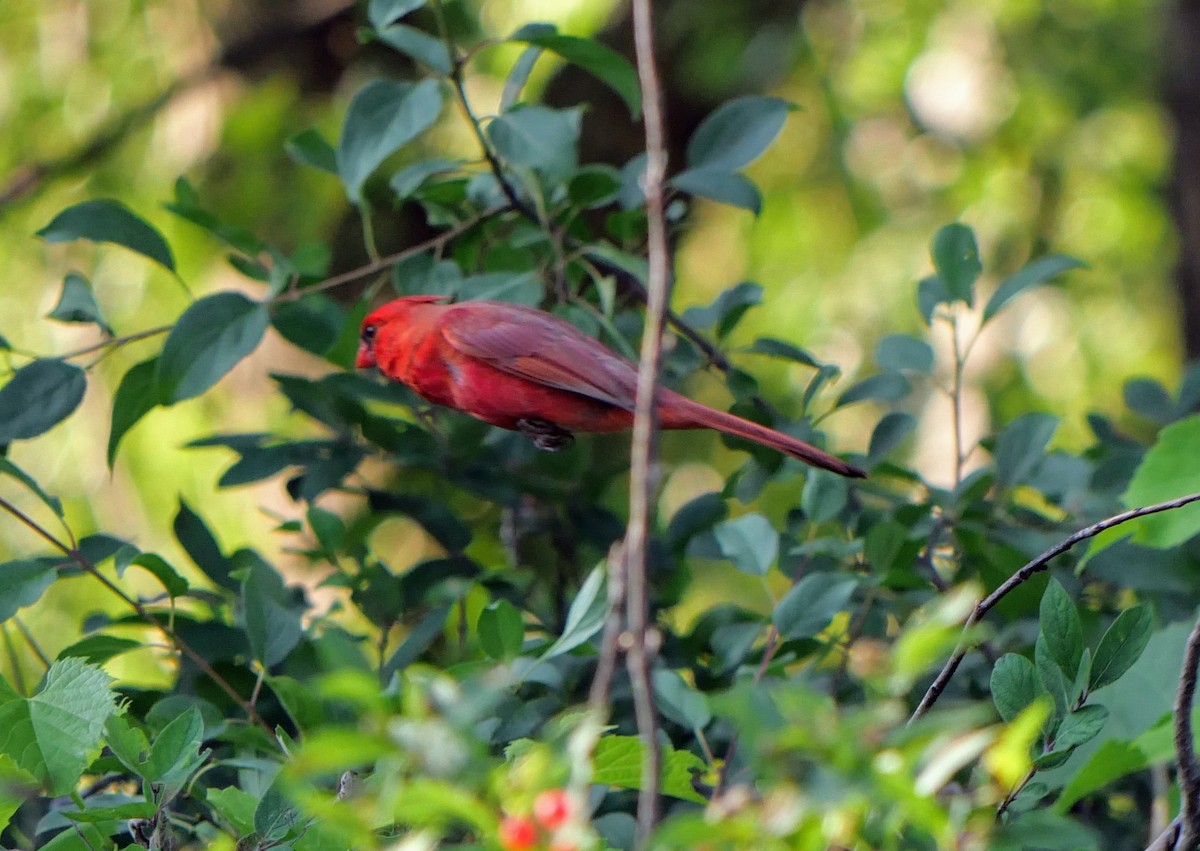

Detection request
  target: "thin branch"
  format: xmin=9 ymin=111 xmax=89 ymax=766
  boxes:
xmin=910 ymin=491 xmax=1200 ymax=724
xmin=0 ymin=495 xmax=269 ymax=732
xmin=1146 ymin=817 xmax=1183 ymax=851
xmin=1174 ymin=612 xmax=1200 ymax=848
xmin=627 ymin=0 xmax=669 ymax=842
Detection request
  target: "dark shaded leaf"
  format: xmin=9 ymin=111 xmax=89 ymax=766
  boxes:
xmin=338 ymin=78 xmax=444 ymax=203
xmin=157 ymin=292 xmax=269 ymax=403
xmin=37 ymin=199 xmax=175 ymax=272
xmin=772 ymin=572 xmax=856 ymax=639
xmin=983 ymin=254 xmax=1086 ymax=322
xmin=930 ymin=223 xmax=980 ymax=305
xmin=993 ymin=412 xmax=1058 ymax=488
xmin=867 ymin=412 xmax=916 ymax=463
xmin=686 ymin=97 xmax=791 ymax=172
xmin=836 ymin=373 xmax=911 ymax=407
xmin=239 ymin=551 xmax=305 ymax=667
xmin=876 ymin=334 xmax=934 ymax=374
xmin=107 ymin=357 xmax=159 ymax=467
xmin=990 ymin=653 xmax=1043 ymax=722
xmin=47 ymin=273 xmax=110 ymax=333
xmin=511 ymin=25 xmax=641 ymax=117
xmin=670 ymin=168 xmax=761 ymax=214
xmin=487 ymin=105 xmax=581 ymax=178
xmin=0 ymin=359 xmax=86 ymax=444
xmin=1090 ymin=605 xmax=1152 ymax=691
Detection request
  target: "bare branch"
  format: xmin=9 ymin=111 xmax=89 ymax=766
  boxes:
xmin=1175 ymin=612 xmax=1200 ymax=848
xmin=910 ymin=491 xmax=1200 ymax=724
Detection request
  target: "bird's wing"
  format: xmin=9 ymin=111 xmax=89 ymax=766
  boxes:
xmin=440 ymin=303 xmax=638 ymax=410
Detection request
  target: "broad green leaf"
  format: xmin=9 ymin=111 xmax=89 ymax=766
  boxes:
xmin=0 ymin=457 xmax=63 ymax=517
xmin=103 ymin=713 xmax=150 ymax=776
xmin=983 ymin=254 xmax=1086 ymax=322
xmin=389 ymin=158 xmax=461 ymax=198
xmin=990 ymin=653 xmax=1043 ymax=722
xmin=127 ymin=553 xmax=189 ymax=598
xmin=174 ymin=499 xmax=234 ymax=589
xmin=868 ymin=412 xmax=916 ymax=463
xmin=377 ymin=24 xmax=453 ymax=74
xmin=37 ymin=199 xmax=175 ymax=272
xmin=47 ymin=273 xmax=111 ymax=333
xmin=337 ymin=78 xmax=444 ymax=203
xmin=876 ymin=334 xmax=934 ymax=374
xmin=652 ymin=669 xmax=712 ymax=730
xmin=993 ymin=412 xmax=1058 ymax=489
xmin=685 ymin=97 xmax=791 ymax=172
xmin=459 ymin=271 xmax=542 ymax=305
xmin=568 ymin=165 xmax=622 ymax=207
xmin=368 ymin=0 xmax=425 ymax=29
xmin=1053 ymin=704 xmax=1108 ymax=750
xmin=511 ymin=25 xmax=641 ymax=117
xmin=996 ymin=810 xmax=1100 ymax=849
xmin=801 ymin=472 xmax=848 ymax=522
xmin=746 ymin=338 xmax=819 ymax=366
xmin=271 ymin=294 xmax=346 ymax=359
xmin=478 ymin=599 xmax=525 ymax=661
xmin=38 ymin=822 xmax=110 ymax=851
xmin=836 ymin=372 xmax=911 ymax=407
xmin=665 ymin=492 xmax=727 ymax=551
xmin=1124 ymin=377 xmax=1174 ymax=423
xmin=1121 ymin=416 xmax=1200 ymax=548
xmin=269 ymin=675 xmax=325 ymax=732
xmin=0 ymin=359 xmax=86 ymax=444
xmin=501 ymin=44 xmax=542 ymax=111
xmin=240 ymin=551 xmax=305 ymax=667
xmin=592 ymin=735 xmax=706 ymax=803
xmin=681 ymin=282 xmax=762 ymax=338
xmin=772 ymin=572 xmax=857 ymax=639
xmin=0 ymin=559 xmax=58 ymax=623
xmin=255 ymin=776 xmax=300 ymax=842
xmin=307 ymin=506 xmax=345 ymax=560
xmin=917 ymin=274 xmax=952 ymax=324
xmin=56 ymin=635 xmax=142 ymax=664
xmin=1035 ymin=635 xmax=1069 ymax=721
xmin=1038 ymin=579 xmax=1082 ymax=680
xmin=1055 ymin=738 xmax=1149 ymax=812
xmin=284 ymin=128 xmax=338 ymax=175
xmin=713 ymin=513 xmax=777 ymax=575
xmin=106 ymin=357 xmax=159 ymax=467
xmin=930 ymin=223 xmax=980 ymax=306
xmin=487 ymin=105 xmax=581 ymax=178
xmin=542 ymin=565 xmax=607 ymax=659
xmin=0 ymin=658 xmax=117 ymax=795
xmin=1090 ymin=605 xmax=1152 ymax=691
xmin=670 ymin=168 xmax=761 ymax=214
xmin=142 ymin=705 xmax=205 ymax=785
xmin=157 ymin=292 xmax=269 ymax=403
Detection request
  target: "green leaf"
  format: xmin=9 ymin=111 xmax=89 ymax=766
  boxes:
xmin=681 ymin=282 xmax=762 ymax=338
xmin=801 ymin=472 xmax=848 ymax=522
xmin=875 ymin=334 xmax=934 ymax=374
xmin=0 ymin=559 xmax=59 ymax=623
xmin=1035 ymin=635 xmax=1069 ymax=720
xmin=271 ymin=294 xmax=346 ymax=359
xmin=990 ymin=653 xmax=1043 ymax=722
xmin=307 ymin=506 xmax=345 ymax=560
xmin=487 ymin=105 xmax=581 ymax=178
xmin=240 ymin=551 xmax=305 ymax=667
xmin=568 ymin=165 xmax=622 ymax=207
xmin=997 ymin=810 xmax=1100 ymax=849
xmin=1124 ymin=377 xmax=1174 ymax=423
xmin=772 ymin=572 xmax=857 ymax=640
xmin=1090 ymin=606 xmax=1153 ymax=691
xmin=511 ymin=26 xmax=641 ymax=118
xmin=0 ymin=458 xmax=63 ymax=518
xmin=1055 ymin=738 xmax=1149 ymax=812
xmin=338 ymin=78 xmax=444 ymax=203
xmin=383 ymin=604 xmax=451 ymax=679
xmin=501 ymin=44 xmax=542 ymax=111
xmin=368 ymin=0 xmax=425 ymax=29
xmin=103 ymin=713 xmax=150 ymax=776
xmin=1039 ymin=579 xmax=1082 ymax=680
xmin=993 ymin=412 xmax=1058 ymax=489
xmin=285 ymin=128 xmax=338 ymax=174
xmin=1054 ymin=704 xmax=1108 ymax=750
xmin=685 ymin=96 xmax=791 ymax=172
xmin=930 ymin=223 xmax=981 ymax=306
xmin=377 ymin=24 xmax=453 ymax=73
xmin=56 ymin=635 xmax=142 ymax=664
xmin=745 ymin=338 xmax=818 ymax=367
xmin=390 ymin=157 xmax=461 ymax=198
xmin=478 ymin=599 xmax=525 ymax=661
xmin=917 ymin=274 xmax=952 ymax=324
xmin=713 ymin=513 xmax=778 ymax=575
xmin=255 ymin=776 xmax=301 ymax=842
xmin=268 ymin=675 xmax=325 ymax=732
xmin=142 ymin=705 xmax=205 ymax=786
xmin=0 ymin=658 xmax=117 ymax=795
xmin=868 ymin=412 xmax=916 ymax=463
xmin=37 ymin=199 xmax=175 ymax=272
xmin=836 ymin=372 xmax=911 ymax=407
xmin=174 ymin=500 xmax=234 ymax=589
xmin=542 ymin=565 xmax=607 ymax=659
xmin=106 ymin=357 xmax=159 ymax=467
xmin=983 ymin=254 xmax=1086 ymax=322
xmin=368 ymin=491 xmax=471 ymax=551
xmin=459 ymin=271 xmax=542 ymax=305
xmin=127 ymin=553 xmax=189 ymax=598
xmin=207 ymin=786 xmax=259 ymax=835
xmin=1120 ymin=415 xmax=1200 ymax=548
xmin=156 ymin=292 xmax=269 ymax=403
xmin=47 ymin=272 xmax=111 ymax=333
xmin=670 ymin=168 xmax=762 ymax=214
xmin=0 ymin=359 xmax=87 ymax=444
xmin=652 ymin=669 xmax=712 ymax=731
xmin=592 ymin=735 xmax=706 ymax=803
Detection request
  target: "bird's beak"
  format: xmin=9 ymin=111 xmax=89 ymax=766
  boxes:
xmin=355 ymin=341 xmax=376 ymax=369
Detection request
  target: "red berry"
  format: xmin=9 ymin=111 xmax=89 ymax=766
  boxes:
xmin=498 ymin=815 xmax=539 ymax=850
xmin=533 ymin=789 xmax=574 ymax=830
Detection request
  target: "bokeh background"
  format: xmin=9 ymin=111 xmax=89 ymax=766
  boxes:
xmin=0 ymin=0 xmax=1187 ymax=667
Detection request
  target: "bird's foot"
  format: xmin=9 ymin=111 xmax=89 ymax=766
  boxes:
xmin=516 ymin=418 xmax=575 ymax=451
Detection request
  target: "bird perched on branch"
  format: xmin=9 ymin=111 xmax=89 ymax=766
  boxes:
xmin=356 ymin=295 xmax=865 ymax=478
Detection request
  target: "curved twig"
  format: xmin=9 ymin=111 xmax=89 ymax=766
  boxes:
xmin=910 ymin=492 xmax=1200 ymax=724
xmin=1174 ymin=613 xmax=1200 ymax=848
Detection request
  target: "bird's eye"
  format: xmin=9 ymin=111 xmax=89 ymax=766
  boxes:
xmin=362 ymin=324 xmax=377 ymax=344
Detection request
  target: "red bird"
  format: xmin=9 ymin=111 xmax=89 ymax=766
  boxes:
xmin=356 ymin=296 xmax=865 ymax=478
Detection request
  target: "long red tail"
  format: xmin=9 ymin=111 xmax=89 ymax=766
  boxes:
xmin=664 ymin=395 xmax=866 ymax=478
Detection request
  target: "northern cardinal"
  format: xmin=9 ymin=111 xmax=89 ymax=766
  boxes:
xmin=356 ymin=296 xmax=865 ymax=478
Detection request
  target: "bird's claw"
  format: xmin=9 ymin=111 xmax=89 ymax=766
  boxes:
xmin=516 ymin=418 xmax=575 ymax=451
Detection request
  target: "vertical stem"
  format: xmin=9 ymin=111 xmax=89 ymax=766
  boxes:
xmin=628 ymin=0 xmax=670 ymax=843
xmin=949 ymin=309 xmax=965 ymax=489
